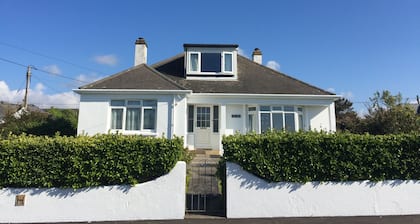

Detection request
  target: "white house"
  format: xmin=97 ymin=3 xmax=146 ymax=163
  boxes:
xmin=75 ymin=38 xmax=338 ymax=153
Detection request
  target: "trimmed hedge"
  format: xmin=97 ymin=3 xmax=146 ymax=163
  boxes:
xmin=0 ymin=134 xmax=187 ymax=188
xmin=222 ymin=131 xmax=420 ymax=182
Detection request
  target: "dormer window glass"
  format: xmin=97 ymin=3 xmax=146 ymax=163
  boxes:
xmin=224 ymin=53 xmax=233 ymax=72
xmin=202 ymin=53 xmax=221 ymax=72
xmin=190 ymin=53 xmax=199 ymax=72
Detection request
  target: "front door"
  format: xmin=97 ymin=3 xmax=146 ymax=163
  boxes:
xmin=195 ymin=106 xmax=212 ymax=148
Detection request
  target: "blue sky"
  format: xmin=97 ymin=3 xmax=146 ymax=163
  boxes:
xmin=0 ymin=0 xmax=419 ymax=113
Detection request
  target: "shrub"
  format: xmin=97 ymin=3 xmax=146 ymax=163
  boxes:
xmin=0 ymin=134 xmax=186 ymax=188
xmin=222 ymin=131 xmax=420 ymax=182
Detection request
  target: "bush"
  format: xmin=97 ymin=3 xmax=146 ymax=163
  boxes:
xmin=0 ymin=134 xmax=186 ymax=188
xmin=222 ymin=131 xmax=420 ymax=183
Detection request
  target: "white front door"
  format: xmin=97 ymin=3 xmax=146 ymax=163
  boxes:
xmin=195 ymin=106 xmax=212 ymax=148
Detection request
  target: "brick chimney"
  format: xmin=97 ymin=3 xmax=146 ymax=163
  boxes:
xmin=134 ymin=37 xmax=147 ymax=66
xmin=252 ymin=48 xmax=262 ymax=64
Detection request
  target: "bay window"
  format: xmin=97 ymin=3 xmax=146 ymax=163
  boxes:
xmin=110 ymin=99 xmax=157 ymax=132
xmin=254 ymin=105 xmax=304 ymax=132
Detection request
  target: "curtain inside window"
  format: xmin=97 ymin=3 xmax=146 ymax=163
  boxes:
xmin=190 ymin=54 xmax=198 ymax=71
xmin=224 ymin=53 xmax=232 ymax=72
xmin=143 ymin=108 xmax=156 ymax=130
xmin=260 ymin=113 xmax=271 ymax=133
xmin=111 ymin=109 xmax=123 ymax=129
xmin=126 ymin=108 xmax=141 ymax=130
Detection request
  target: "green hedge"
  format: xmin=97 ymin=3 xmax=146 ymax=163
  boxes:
xmin=0 ymin=134 xmax=187 ymax=188
xmin=222 ymin=131 xmax=420 ymax=182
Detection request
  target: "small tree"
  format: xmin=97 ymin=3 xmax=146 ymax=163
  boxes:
xmin=335 ymin=98 xmax=360 ymax=133
xmin=361 ymin=90 xmax=420 ymax=134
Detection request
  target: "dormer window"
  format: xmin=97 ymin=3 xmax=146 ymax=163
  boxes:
xmin=184 ymin=44 xmax=238 ymax=80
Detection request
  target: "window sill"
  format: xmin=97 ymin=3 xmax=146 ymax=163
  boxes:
xmin=109 ymin=129 xmax=157 ymax=137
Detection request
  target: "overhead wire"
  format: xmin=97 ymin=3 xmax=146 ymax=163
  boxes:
xmin=0 ymin=41 xmax=106 ymax=75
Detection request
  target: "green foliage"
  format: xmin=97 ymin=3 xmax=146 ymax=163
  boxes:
xmin=335 ymin=98 xmax=361 ymax=133
xmin=222 ymin=131 xmax=420 ymax=183
xmin=0 ymin=109 xmax=78 ymax=138
xmin=334 ymin=91 xmax=420 ymax=135
xmin=360 ymin=91 xmax=420 ymax=134
xmin=0 ymin=134 xmax=185 ymax=188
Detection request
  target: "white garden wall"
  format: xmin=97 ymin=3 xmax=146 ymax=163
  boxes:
xmin=226 ymin=162 xmax=420 ymax=218
xmin=0 ymin=162 xmax=186 ymax=223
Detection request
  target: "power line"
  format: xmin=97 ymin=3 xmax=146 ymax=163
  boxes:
xmin=0 ymin=41 xmax=106 ymax=75
xmin=0 ymin=56 xmax=89 ymax=84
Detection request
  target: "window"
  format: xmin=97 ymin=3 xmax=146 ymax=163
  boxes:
xmin=201 ymin=53 xmax=221 ymax=72
xmin=224 ymin=53 xmax=233 ymax=72
xmin=190 ymin=53 xmax=199 ymax=72
xmin=196 ymin=107 xmax=211 ymax=128
xmin=257 ymin=106 xmax=303 ymax=132
xmin=187 ymin=51 xmax=234 ymax=74
xmin=188 ymin=105 xmax=194 ymax=132
xmin=110 ymin=100 xmax=157 ymax=132
xmin=213 ymin=105 xmax=219 ymax=132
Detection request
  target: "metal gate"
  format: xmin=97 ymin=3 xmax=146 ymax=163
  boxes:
xmin=186 ymin=155 xmax=222 ymax=214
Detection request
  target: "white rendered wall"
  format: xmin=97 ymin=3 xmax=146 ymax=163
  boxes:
xmin=306 ymin=106 xmax=331 ymax=132
xmin=225 ymin=105 xmax=244 ymax=135
xmin=77 ymin=93 xmax=175 ymax=138
xmin=0 ymin=162 xmax=186 ymax=223
xmin=226 ymin=162 xmax=420 ymax=218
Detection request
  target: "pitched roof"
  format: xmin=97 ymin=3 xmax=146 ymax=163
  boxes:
xmin=80 ymin=64 xmax=185 ymax=90
xmin=153 ymin=54 xmax=332 ymax=95
xmin=80 ymin=52 xmax=333 ymax=96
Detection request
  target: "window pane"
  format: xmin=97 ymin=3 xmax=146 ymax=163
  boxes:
xmin=127 ymin=101 xmax=141 ymax=106
xmin=126 ymin=108 xmax=141 ymax=130
xmin=111 ymin=108 xmax=123 ymax=129
xmin=190 ymin=53 xmax=198 ymax=71
xmin=224 ymin=53 xmax=232 ymax=72
xmin=213 ymin=105 xmax=219 ymax=132
xmin=143 ymin=100 xmax=157 ymax=107
xmin=111 ymin=100 xmax=125 ymax=106
xmin=299 ymin=114 xmax=304 ymax=131
xmin=188 ymin=105 xmax=194 ymax=132
xmin=260 ymin=106 xmax=271 ymax=111
xmin=272 ymin=106 xmax=282 ymax=111
xmin=284 ymin=106 xmax=294 ymax=112
xmin=272 ymin=113 xmax=284 ymax=130
xmin=201 ymin=53 xmax=221 ymax=72
xmin=260 ymin=113 xmax=271 ymax=133
xmin=196 ymin=106 xmax=210 ymax=128
xmin=248 ymin=114 xmax=254 ymax=132
xmin=143 ymin=108 xmax=156 ymax=130
xmin=285 ymin=113 xmax=295 ymax=132
xmin=248 ymin=107 xmax=257 ymax=111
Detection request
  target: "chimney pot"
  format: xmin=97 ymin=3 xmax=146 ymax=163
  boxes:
xmin=252 ymin=48 xmax=262 ymax=64
xmin=134 ymin=37 xmax=148 ymax=66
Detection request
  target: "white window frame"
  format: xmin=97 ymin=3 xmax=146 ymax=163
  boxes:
xmin=186 ymin=51 xmax=234 ymax=75
xmin=109 ymin=99 xmax=157 ymax=134
xmin=255 ymin=105 xmax=304 ymax=133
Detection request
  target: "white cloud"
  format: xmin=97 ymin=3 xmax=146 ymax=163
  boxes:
xmin=93 ymin=54 xmax=118 ymax=66
xmin=340 ymin=91 xmax=354 ymax=100
xmin=76 ymin=73 xmax=102 ymax=84
xmin=326 ymin=87 xmax=336 ymax=93
xmin=238 ymin=48 xmax=247 ymax=57
xmin=266 ymin=60 xmax=280 ymax=71
xmin=0 ymin=81 xmax=79 ymax=109
xmin=42 ymin=64 xmax=62 ymax=75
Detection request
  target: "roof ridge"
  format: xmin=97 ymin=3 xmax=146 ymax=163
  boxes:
xmin=79 ymin=64 xmax=147 ymax=89
xmin=237 ymin=55 xmax=333 ymax=95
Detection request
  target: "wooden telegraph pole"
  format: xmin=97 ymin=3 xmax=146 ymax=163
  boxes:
xmin=23 ymin=66 xmax=32 ymax=110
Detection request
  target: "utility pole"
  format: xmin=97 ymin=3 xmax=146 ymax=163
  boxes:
xmin=23 ymin=65 xmax=32 ymax=110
